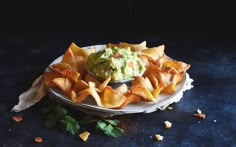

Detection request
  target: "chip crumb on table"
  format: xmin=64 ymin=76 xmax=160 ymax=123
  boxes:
xmin=79 ymin=131 xmax=90 ymax=142
xmin=167 ymin=106 xmax=173 ymax=110
xmin=34 ymin=137 xmax=43 ymax=143
xmin=164 ymin=121 xmax=172 ymax=128
xmin=155 ymin=134 xmax=164 ymax=141
xmin=194 ymin=108 xmax=206 ymax=119
xmin=12 ymin=115 xmax=23 ymax=122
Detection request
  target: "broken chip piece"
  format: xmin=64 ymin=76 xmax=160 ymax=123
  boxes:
xmin=194 ymin=113 xmax=206 ymax=119
xmin=167 ymin=106 xmax=173 ymax=110
xmin=164 ymin=121 xmax=172 ymax=129
xmin=194 ymin=109 xmax=206 ymax=119
xmin=155 ymin=134 xmax=164 ymax=141
xmin=12 ymin=115 xmax=23 ymax=122
xmin=34 ymin=137 xmax=43 ymax=143
xmin=79 ymin=131 xmax=90 ymax=142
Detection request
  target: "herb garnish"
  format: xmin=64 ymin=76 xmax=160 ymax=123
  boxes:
xmin=96 ymin=119 xmax=124 ymax=137
xmin=42 ymin=104 xmax=80 ymax=135
xmin=41 ymin=99 xmax=124 ymax=137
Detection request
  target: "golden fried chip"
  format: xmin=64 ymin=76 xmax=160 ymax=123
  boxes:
xmin=75 ymin=56 xmax=87 ymax=77
xmin=147 ymin=73 xmax=159 ymax=89
xmin=172 ymin=72 xmax=185 ymax=85
xmin=49 ymin=77 xmax=72 ymax=92
xmin=68 ymin=42 xmax=89 ymax=58
xmin=162 ymin=83 xmax=176 ymax=94
xmin=43 ymin=72 xmax=63 ymax=87
xmin=118 ymin=93 xmax=141 ymax=109
xmin=107 ymin=43 xmax=119 ymax=48
xmin=144 ymin=77 xmax=154 ymax=91
xmin=155 ymin=55 xmax=170 ymax=69
xmin=156 ymin=72 xmax=172 ymax=85
xmin=74 ymin=82 xmax=103 ymax=107
xmin=65 ymin=89 xmax=77 ymax=100
xmin=50 ymin=63 xmax=72 ymax=71
xmin=73 ymin=88 xmax=91 ymax=103
xmin=119 ymin=41 xmax=147 ymax=51
xmin=138 ymin=54 xmax=150 ymax=65
xmin=57 ymin=69 xmax=80 ymax=82
xmin=49 ymin=62 xmax=80 ymax=82
xmin=74 ymin=80 xmax=89 ymax=93
xmin=61 ymin=48 xmax=78 ymax=71
xmin=84 ymin=48 xmax=96 ymax=56
xmin=84 ymin=73 xmax=101 ymax=87
xmin=131 ymin=86 xmax=156 ymax=102
xmin=100 ymin=86 xmax=127 ymax=108
xmin=162 ymin=72 xmax=184 ymax=94
xmin=132 ymin=76 xmax=147 ymax=88
xmin=141 ymin=45 xmax=165 ymax=61
xmin=143 ymin=62 xmax=161 ymax=77
xmin=61 ymin=42 xmax=93 ymax=74
xmin=163 ymin=60 xmax=190 ymax=73
xmin=132 ymin=76 xmax=153 ymax=91
xmin=98 ymin=76 xmax=111 ymax=92
xmin=152 ymin=83 xmax=166 ymax=98
xmin=115 ymin=84 xmax=128 ymax=94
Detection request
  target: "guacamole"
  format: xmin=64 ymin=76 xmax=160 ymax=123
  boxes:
xmin=86 ymin=47 xmax=146 ymax=82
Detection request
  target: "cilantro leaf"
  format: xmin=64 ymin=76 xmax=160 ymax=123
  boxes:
xmin=41 ymin=101 xmax=80 ymax=135
xmin=110 ymin=127 xmax=124 ymax=137
xmin=61 ymin=115 xmax=80 ymax=135
xmin=96 ymin=120 xmax=107 ymax=129
xmin=96 ymin=119 xmax=124 ymax=137
xmin=104 ymin=119 xmax=119 ymax=125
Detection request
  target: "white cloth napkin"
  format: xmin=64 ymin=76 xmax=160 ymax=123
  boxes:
xmin=11 ymin=75 xmax=48 ymax=112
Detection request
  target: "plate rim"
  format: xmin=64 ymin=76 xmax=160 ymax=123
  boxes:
xmin=46 ymin=44 xmax=188 ymax=115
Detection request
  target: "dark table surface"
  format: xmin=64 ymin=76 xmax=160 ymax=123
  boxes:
xmin=1 ymin=21 xmax=236 ymax=147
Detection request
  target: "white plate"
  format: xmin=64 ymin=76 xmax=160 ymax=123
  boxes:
xmin=47 ymin=45 xmax=193 ymax=117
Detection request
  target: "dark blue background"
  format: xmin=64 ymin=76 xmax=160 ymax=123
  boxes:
xmin=1 ymin=1 xmax=236 ymax=146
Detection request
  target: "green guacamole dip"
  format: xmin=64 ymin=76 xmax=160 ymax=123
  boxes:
xmin=86 ymin=47 xmax=146 ymax=82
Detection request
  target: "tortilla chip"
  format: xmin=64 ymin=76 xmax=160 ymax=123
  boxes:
xmin=50 ymin=63 xmax=72 ymax=72
xmin=132 ymin=76 xmax=147 ymax=88
xmin=98 ymin=76 xmax=111 ymax=92
xmin=141 ymin=45 xmax=165 ymax=61
xmin=162 ymin=83 xmax=176 ymax=94
xmin=65 ymin=89 xmax=77 ymax=100
xmin=115 ymin=84 xmax=128 ymax=94
xmin=144 ymin=77 xmax=154 ymax=91
xmin=49 ymin=77 xmax=72 ymax=92
xmin=155 ymin=55 xmax=170 ymax=69
xmin=163 ymin=60 xmax=190 ymax=73
xmin=74 ymin=82 xmax=102 ymax=107
xmin=118 ymin=93 xmax=141 ymax=109
xmin=74 ymin=80 xmax=89 ymax=93
xmin=68 ymin=42 xmax=89 ymax=58
xmin=152 ymin=83 xmax=166 ymax=98
xmin=119 ymin=41 xmax=147 ymax=51
xmin=58 ymin=69 xmax=80 ymax=82
xmin=43 ymin=72 xmax=63 ymax=87
xmin=84 ymin=73 xmax=101 ymax=87
xmin=147 ymin=73 xmax=159 ymax=89
xmin=100 ymin=86 xmax=127 ymax=108
xmin=143 ymin=62 xmax=161 ymax=77
xmin=131 ymin=85 xmax=156 ymax=102
xmin=61 ymin=48 xmax=78 ymax=71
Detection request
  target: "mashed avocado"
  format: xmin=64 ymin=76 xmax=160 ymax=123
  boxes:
xmin=86 ymin=47 xmax=146 ymax=82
